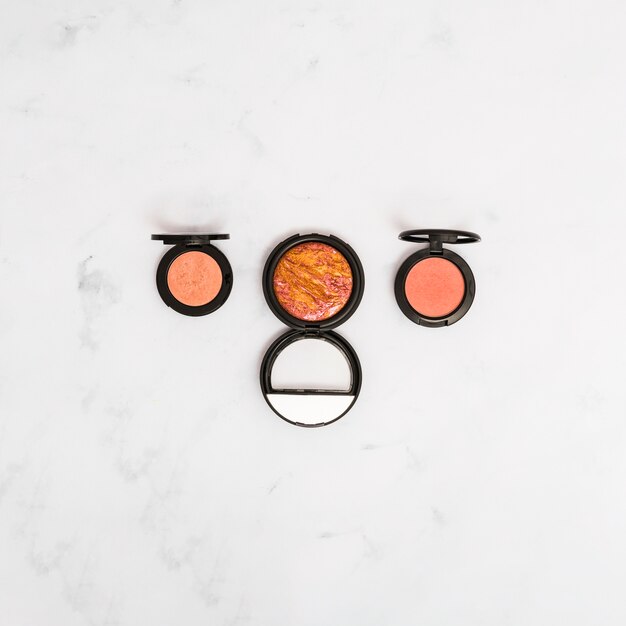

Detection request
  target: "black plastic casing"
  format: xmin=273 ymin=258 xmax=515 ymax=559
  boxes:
xmin=262 ymin=233 xmax=365 ymax=330
xmin=152 ymin=234 xmax=233 ymax=317
xmin=394 ymin=229 xmax=480 ymax=328
xmin=260 ymin=233 xmax=365 ymax=428
xmin=260 ymin=329 xmax=363 ymax=429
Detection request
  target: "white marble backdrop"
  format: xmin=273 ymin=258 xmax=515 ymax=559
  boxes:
xmin=1 ymin=1 xmax=626 ymax=625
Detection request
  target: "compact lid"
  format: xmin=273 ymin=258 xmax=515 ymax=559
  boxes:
xmin=260 ymin=329 xmax=362 ymax=428
xmin=399 ymin=229 xmax=481 ymax=246
xmin=152 ymin=234 xmax=230 ymax=245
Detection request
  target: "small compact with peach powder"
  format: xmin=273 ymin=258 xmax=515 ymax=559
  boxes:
xmin=395 ymin=229 xmax=481 ymax=327
xmin=261 ymin=233 xmax=364 ymax=427
xmin=152 ymin=234 xmax=233 ymax=316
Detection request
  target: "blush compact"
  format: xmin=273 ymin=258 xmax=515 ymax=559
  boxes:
xmin=395 ymin=229 xmax=481 ymax=327
xmin=261 ymin=233 xmax=364 ymax=427
xmin=152 ymin=234 xmax=233 ymax=316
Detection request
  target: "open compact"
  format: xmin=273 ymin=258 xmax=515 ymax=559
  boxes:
xmin=395 ymin=229 xmax=481 ymax=327
xmin=152 ymin=234 xmax=233 ymax=316
xmin=261 ymin=233 xmax=365 ymax=427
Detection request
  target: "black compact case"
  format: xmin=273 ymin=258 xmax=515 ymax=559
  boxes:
xmin=395 ymin=229 xmax=481 ymax=328
xmin=152 ymin=233 xmax=233 ymax=317
xmin=261 ymin=233 xmax=365 ymax=428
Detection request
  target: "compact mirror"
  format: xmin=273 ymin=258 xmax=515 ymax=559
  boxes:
xmin=260 ymin=330 xmax=361 ymax=427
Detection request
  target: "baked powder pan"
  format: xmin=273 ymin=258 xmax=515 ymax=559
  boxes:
xmin=260 ymin=233 xmax=365 ymax=427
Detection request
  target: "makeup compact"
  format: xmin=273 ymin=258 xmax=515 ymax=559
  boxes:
xmin=152 ymin=234 xmax=233 ymax=316
xmin=395 ymin=229 xmax=481 ymax=327
xmin=261 ymin=233 xmax=364 ymax=427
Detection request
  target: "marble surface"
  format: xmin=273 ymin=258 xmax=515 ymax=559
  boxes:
xmin=2 ymin=1 xmax=626 ymax=624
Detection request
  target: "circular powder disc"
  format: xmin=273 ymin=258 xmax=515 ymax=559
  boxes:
xmin=167 ymin=250 xmax=223 ymax=307
xmin=273 ymin=242 xmax=353 ymax=322
xmin=404 ymin=257 xmax=465 ymax=318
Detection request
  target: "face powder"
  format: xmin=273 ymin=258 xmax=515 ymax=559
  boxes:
xmin=152 ymin=233 xmax=233 ymax=317
xmin=261 ymin=233 xmax=365 ymax=427
xmin=167 ymin=250 xmax=223 ymax=307
xmin=404 ymin=257 xmax=465 ymax=318
xmin=272 ymin=242 xmax=353 ymax=321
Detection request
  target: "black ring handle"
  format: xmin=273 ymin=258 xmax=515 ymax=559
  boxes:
xmin=398 ymin=229 xmax=481 ymax=245
xmin=152 ymin=233 xmax=230 ymax=245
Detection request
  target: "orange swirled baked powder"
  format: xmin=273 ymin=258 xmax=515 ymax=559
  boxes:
xmin=273 ymin=242 xmax=353 ymax=321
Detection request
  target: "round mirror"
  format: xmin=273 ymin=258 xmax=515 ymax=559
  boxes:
xmin=260 ymin=331 xmax=361 ymax=427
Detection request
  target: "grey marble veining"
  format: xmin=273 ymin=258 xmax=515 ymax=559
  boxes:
xmin=1 ymin=1 xmax=626 ymax=625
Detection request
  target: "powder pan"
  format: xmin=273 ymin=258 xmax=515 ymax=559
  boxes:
xmin=262 ymin=233 xmax=364 ymax=330
xmin=152 ymin=233 xmax=233 ymax=317
xmin=394 ymin=229 xmax=480 ymax=328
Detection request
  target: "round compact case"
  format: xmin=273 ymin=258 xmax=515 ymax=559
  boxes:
xmin=261 ymin=233 xmax=365 ymax=427
xmin=152 ymin=234 xmax=233 ymax=317
xmin=395 ymin=229 xmax=481 ymax=328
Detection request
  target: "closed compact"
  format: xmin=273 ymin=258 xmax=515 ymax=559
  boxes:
xmin=395 ymin=229 xmax=481 ymax=327
xmin=261 ymin=233 xmax=364 ymax=427
xmin=152 ymin=234 xmax=233 ymax=316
